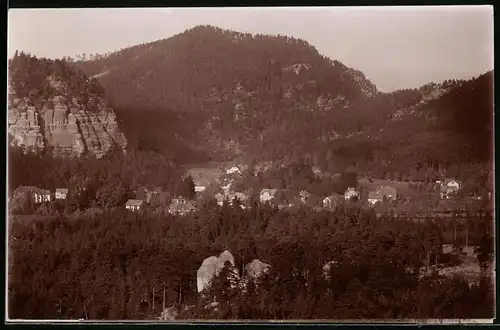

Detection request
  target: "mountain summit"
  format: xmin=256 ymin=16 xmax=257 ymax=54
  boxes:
xmin=80 ymin=24 xmax=379 ymax=111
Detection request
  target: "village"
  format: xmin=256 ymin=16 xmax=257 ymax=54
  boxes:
xmin=10 ymin=161 xmax=491 ymax=291
xmin=11 ymin=161 xmax=491 ymax=219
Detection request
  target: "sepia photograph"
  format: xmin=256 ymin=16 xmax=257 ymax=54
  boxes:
xmin=6 ymin=5 xmax=495 ymax=323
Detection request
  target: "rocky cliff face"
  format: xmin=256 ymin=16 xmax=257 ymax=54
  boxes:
xmin=8 ymin=76 xmax=127 ymax=158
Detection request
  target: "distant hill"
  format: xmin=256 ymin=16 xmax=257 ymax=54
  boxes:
xmin=329 ymin=72 xmax=493 ymax=180
xmin=8 ymin=52 xmax=127 ymax=158
xmin=75 ymin=25 xmax=492 ymax=178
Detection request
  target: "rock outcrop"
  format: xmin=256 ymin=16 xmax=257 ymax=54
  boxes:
xmin=158 ymin=306 xmax=179 ymax=321
xmin=8 ymin=81 xmax=127 ymax=158
xmin=322 ymin=260 xmax=338 ymax=280
xmin=196 ymin=250 xmax=239 ymax=293
xmin=196 ymin=252 xmax=272 ymax=298
xmin=245 ymin=259 xmax=271 ymax=279
xmin=8 ymin=53 xmax=127 ymax=158
xmin=8 ymin=99 xmax=44 ymax=150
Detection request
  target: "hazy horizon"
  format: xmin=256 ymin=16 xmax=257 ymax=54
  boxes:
xmin=8 ymin=6 xmax=493 ymax=92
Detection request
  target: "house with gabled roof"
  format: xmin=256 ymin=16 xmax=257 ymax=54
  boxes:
xmin=368 ymin=185 xmax=397 ymax=206
xmin=444 ymin=178 xmax=461 ymax=189
xmin=323 ymin=195 xmax=343 ymax=209
xmin=260 ymin=188 xmax=278 ymax=203
xmin=15 ymin=186 xmax=51 ymax=204
xmin=33 ymin=189 xmax=51 ymax=204
xmin=226 ymin=165 xmax=243 ymax=175
xmin=344 ymin=187 xmax=359 ymax=201
xmin=168 ymin=197 xmax=196 ymax=215
xmin=368 ymin=190 xmax=384 ymax=206
xmin=440 ymin=178 xmax=462 ymax=199
xmin=125 ymin=199 xmax=144 ymax=211
xmin=55 ymin=188 xmax=68 ymax=200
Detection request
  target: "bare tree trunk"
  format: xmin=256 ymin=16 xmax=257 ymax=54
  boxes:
xmin=465 ymin=225 xmax=469 ymax=248
xmin=163 ymin=286 xmax=166 ymax=311
xmin=426 ymin=249 xmax=430 ymax=273
xmin=152 ymin=287 xmax=155 ymax=315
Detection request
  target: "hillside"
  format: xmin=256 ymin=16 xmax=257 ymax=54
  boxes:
xmin=8 ymin=52 xmax=127 ymax=158
xmin=76 ymin=25 xmax=384 ymax=161
xmin=75 ymin=25 xmax=493 ymax=179
xmin=332 ymin=72 xmax=493 ymax=181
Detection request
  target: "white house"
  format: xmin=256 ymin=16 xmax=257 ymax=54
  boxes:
xmin=125 ymin=199 xmax=144 ymax=211
xmin=323 ymin=195 xmax=341 ymax=209
xmin=299 ymin=190 xmax=310 ymax=204
xmin=440 ymin=178 xmax=462 ymax=199
xmin=444 ymin=178 xmax=461 ymax=190
xmin=215 ymin=193 xmax=225 ymax=206
xmin=367 ymin=190 xmax=383 ymax=206
xmin=194 ymin=185 xmax=206 ymax=193
xmin=33 ymin=189 xmax=51 ymax=204
xmin=226 ymin=165 xmax=242 ymax=175
xmin=55 ymin=188 xmax=68 ymax=200
xmin=344 ymin=187 xmax=359 ymax=201
xmin=260 ymin=188 xmax=278 ymax=203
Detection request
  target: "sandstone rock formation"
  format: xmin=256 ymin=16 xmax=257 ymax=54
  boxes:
xmin=8 ymin=77 xmax=127 ymax=158
xmin=196 ymin=250 xmax=239 ymax=293
xmin=8 ymin=101 xmax=44 ymax=150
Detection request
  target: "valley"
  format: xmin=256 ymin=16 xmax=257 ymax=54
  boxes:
xmin=7 ymin=24 xmax=494 ymax=321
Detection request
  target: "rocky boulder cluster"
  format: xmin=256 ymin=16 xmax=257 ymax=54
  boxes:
xmin=196 ymin=250 xmax=272 ymax=295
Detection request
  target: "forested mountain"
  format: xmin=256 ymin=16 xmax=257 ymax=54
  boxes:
xmin=327 ymin=72 xmax=494 ymax=181
xmin=76 ymin=25 xmax=493 ymax=180
xmin=76 ymin=25 xmax=383 ymax=161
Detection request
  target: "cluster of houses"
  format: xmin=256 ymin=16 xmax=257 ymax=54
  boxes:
xmin=124 ymin=185 xmax=199 ymax=216
xmin=13 ymin=186 xmax=69 ymax=204
xmin=122 ymin=175 xmax=471 ymax=217
xmin=13 ymin=159 xmax=469 ymax=216
xmin=367 ymin=186 xmax=397 ymax=205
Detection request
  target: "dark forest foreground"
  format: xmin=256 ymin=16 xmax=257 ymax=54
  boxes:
xmin=8 ymin=203 xmax=494 ymax=320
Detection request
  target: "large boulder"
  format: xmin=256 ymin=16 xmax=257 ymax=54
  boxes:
xmin=322 ymin=260 xmax=338 ymax=280
xmin=245 ymin=259 xmax=271 ymax=279
xmin=158 ymin=306 xmax=178 ymax=321
xmin=196 ymin=250 xmax=238 ymax=293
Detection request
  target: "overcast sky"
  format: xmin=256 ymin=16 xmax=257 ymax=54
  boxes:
xmin=8 ymin=6 xmax=493 ymax=91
